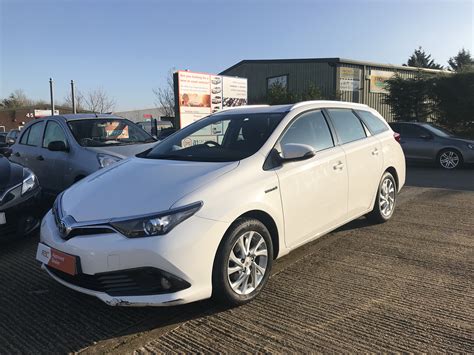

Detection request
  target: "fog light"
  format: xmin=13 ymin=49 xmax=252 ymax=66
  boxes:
xmin=160 ymin=277 xmax=172 ymax=290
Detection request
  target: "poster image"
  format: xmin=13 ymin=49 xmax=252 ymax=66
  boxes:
xmin=370 ymin=70 xmax=394 ymax=94
xmin=339 ymin=67 xmax=361 ymax=92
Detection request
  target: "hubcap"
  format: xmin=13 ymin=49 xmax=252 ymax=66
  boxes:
xmin=379 ymin=178 xmax=395 ymax=218
xmin=440 ymin=151 xmax=459 ymax=169
xmin=227 ymin=231 xmax=268 ymax=295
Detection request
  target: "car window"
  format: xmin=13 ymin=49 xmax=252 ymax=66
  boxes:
xmin=403 ymin=124 xmax=430 ymax=138
xmin=389 ymin=123 xmax=402 ymax=133
xmin=19 ymin=128 xmax=30 ymax=144
xmin=43 ymin=121 xmax=67 ymax=148
xmin=280 ymin=110 xmax=334 ymax=152
xmin=25 ymin=122 xmax=45 ymax=146
xmin=327 ymin=109 xmax=366 ymax=144
xmin=355 ymin=110 xmax=389 ymax=134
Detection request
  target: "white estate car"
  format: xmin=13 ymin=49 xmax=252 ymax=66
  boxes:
xmin=37 ymin=101 xmax=405 ymax=307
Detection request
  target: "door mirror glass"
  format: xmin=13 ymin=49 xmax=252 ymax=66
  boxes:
xmin=48 ymin=140 xmax=68 ymax=152
xmin=280 ymin=143 xmax=316 ymax=162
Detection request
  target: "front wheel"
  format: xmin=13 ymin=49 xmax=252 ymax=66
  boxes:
xmin=437 ymin=149 xmax=462 ymax=170
xmin=367 ymin=172 xmax=397 ymax=224
xmin=212 ymin=218 xmax=273 ymax=306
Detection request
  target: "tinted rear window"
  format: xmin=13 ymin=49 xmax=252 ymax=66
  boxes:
xmin=356 ymin=110 xmax=389 ymax=134
xmin=327 ymin=109 xmax=366 ymax=144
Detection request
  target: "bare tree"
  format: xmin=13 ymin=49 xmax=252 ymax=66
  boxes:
xmin=1 ymin=89 xmax=34 ymax=109
xmin=152 ymin=68 xmax=175 ymax=117
xmin=64 ymin=87 xmax=115 ymax=113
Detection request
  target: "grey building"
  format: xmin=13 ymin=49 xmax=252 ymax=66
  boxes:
xmin=220 ymin=58 xmax=445 ymax=121
xmin=113 ymin=107 xmax=165 ymax=123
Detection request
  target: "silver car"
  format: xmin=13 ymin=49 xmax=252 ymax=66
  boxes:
xmin=389 ymin=122 xmax=474 ymax=169
xmin=10 ymin=114 xmax=157 ymax=196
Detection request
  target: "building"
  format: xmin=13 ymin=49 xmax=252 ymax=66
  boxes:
xmin=220 ymin=58 xmax=445 ymax=121
xmin=0 ymin=105 xmax=72 ymax=132
xmin=113 ymin=108 xmax=165 ymax=123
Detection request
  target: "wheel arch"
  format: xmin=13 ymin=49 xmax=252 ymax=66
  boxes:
xmin=385 ymin=166 xmax=399 ymax=192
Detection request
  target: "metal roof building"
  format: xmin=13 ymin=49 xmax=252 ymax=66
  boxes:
xmin=220 ymin=58 xmax=445 ymax=121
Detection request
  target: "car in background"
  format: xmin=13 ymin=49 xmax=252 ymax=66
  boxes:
xmin=0 ymin=157 xmax=41 ymax=241
xmin=0 ymin=132 xmax=7 ymax=146
xmin=37 ymin=101 xmax=405 ymax=307
xmin=6 ymin=129 xmax=20 ymax=145
xmin=9 ymin=114 xmax=157 ymax=197
xmin=136 ymin=120 xmax=175 ymax=140
xmin=389 ymin=122 xmax=474 ymax=169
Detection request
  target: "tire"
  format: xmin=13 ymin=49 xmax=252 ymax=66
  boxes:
xmin=367 ymin=171 xmax=397 ymax=224
xmin=437 ymin=149 xmax=463 ymax=170
xmin=212 ymin=217 xmax=273 ymax=306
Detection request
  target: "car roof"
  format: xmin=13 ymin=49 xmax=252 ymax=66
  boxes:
xmin=37 ymin=114 xmax=126 ymax=122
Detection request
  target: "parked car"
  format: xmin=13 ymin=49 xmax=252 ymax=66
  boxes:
xmin=389 ymin=122 xmax=474 ymax=169
xmin=36 ymin=101 xmax=405 ymax=307
xmin=6 ymin=129 xmax=20 ymax=145
xmin=0 ymin=132 xmax=7 ymax=146
xmin=136 ymin=120 xmax=175 ymax=139
xmin=10 ymin=114 xmax=157 ymax=196
xmin=0 ymin=157 xmax=41 ymax=241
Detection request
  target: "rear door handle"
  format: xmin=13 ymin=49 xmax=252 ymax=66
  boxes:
xmin=333 ymin=161 xmax=344 ymax=170
xmin=14 ymin=152 xmax=21 ymax=157
xmin=36 ymin=155 xmax=44 ymax=161
xmin=372 ymin=148 xmax=379 ymax=156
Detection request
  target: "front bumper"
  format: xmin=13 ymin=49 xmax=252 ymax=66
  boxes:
xmin=39 ymin=210 xmax=229 ymax=306
xmin=0 ymin=187 xmax=42 ymax=240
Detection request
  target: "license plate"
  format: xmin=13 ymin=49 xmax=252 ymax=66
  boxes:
xmin=0 ymin=212 xmax=5 ymax=225
xmin=36 ymin=243 xmax=78 ymax=275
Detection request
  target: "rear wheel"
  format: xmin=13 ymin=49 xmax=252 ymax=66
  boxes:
xmin=367 ymin=172 xmax=397 ymax=223
xmin=212 ymin=218 xmax=273 ymax=306
xmin=437 ymin=149 xmax=462 ymax=170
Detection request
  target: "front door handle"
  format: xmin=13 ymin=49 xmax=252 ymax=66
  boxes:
xmin=14 ymin=152 xmax=21 ymax=157
xmin=333 ymin=161 xmax=344 ymax=170
xmin=36 ymin=155 xmax=44 ymax=161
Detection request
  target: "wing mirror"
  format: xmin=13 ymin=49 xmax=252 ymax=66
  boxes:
xmin=6 ymin=138 xmax=16 ymax=145
xmin=280 ymin=143 xmax=316 ymax=162
xmin=48 ymin=141 xmax=69 ymax=152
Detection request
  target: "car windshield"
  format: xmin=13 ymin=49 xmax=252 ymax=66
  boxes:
xmin=144 ymin=112 xmax=286 ymax=162
xmin=423 ymin=124 xmax=454 ymax=138
xmin=68 ymin=119 xmax=156 ymax=147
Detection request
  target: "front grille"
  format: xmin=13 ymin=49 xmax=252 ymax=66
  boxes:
xmin=46 ymin=266 xmax=191 ymax=296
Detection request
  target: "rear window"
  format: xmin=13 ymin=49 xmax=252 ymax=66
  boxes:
xmin=327 ymin=109 xmax=366 ymax=144
xmin=355 ymin=110 xmax=389 ymax=134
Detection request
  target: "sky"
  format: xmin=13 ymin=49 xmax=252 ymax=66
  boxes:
xmin=1 ymin=0 xmax=473 ymax=111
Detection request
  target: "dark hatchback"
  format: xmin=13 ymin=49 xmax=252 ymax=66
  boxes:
xmin=0 ymin=157 xmax=42 ymax=241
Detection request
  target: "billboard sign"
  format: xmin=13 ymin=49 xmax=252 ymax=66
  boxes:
xmin=370 ymin=70 xmax=394 ymax=94
xmin=176 ymin=70 xmax=247 ymax=129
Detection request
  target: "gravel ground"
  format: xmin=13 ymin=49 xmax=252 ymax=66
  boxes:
xmin=0 ymin=187 xmax=472 ymax=353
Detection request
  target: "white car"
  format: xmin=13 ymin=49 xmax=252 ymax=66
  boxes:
xmin=37 ymin=101 xmax=405 ymax=307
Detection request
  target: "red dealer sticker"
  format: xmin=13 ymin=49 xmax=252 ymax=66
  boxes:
xmin=36 ymin=243 xmax=78 ymax=275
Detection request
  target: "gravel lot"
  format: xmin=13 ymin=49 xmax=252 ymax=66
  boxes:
xmin=0 ymin=170 xmax=472 ymax=353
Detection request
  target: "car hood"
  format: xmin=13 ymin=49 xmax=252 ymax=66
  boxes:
xmin=0 ymin=157 xmax=23 ymax=190
xmin=61 ymin=157 xmax=239 ymax=222
xmin=86 ymin=142 xmax=157 ymax=159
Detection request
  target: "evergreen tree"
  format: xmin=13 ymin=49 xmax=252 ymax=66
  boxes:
xmin=448 ymin=49 xmax=474 ymax=72
xmin=405 ymin=47 xmax=443 ymax=69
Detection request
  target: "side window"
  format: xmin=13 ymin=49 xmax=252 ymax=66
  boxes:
xmin=327 ymin=109 xmax=366 ymax=144
xmin=26 ymin=122 xmax=45 ymax=146
xmin=355 ymin=110 xmax=389 ymax=134
xmin=403 ymin=124 xmax=430 ymax=138
xmin=280 ymin=110 xmax=334 ymax=152
xmin=19 ymin=128 xmax=30 ymax=144
xmin=390 ymin=123 xmax=402 ymax=134
xmin=43 ymin=121 xmax=67 ymax=148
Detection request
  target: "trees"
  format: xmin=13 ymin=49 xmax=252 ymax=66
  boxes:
xmin=152 ymin=69 xmax=176 ymax=117
xmin=266 ymin=83 xmax=326 ymax=105
xmin=448 ymin=49 xmax=474 ymax=72
xmin=0 ymin=89 xmax=33 ymax=109
xmin=63 ymin=87 xmax=115 ymax=113
xmin=384 ymin=73 xmax=434 ymax=122
xmin=405 ymin=46 xmax=443 ymax=69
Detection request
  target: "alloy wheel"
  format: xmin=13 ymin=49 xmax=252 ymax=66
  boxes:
xmin=379 ymin=178 xmax=395 ymax=218
xmin=227 ymin=231 xmax=268 ymax=295
xmin=439 ymin=151 xmax=460 ymax=169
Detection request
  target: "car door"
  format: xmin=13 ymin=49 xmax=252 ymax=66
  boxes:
xmin=399 ymin=123 xmax=434 ymax=161
xmin=326 ymin=109 xmax=383 ymax=218
xmin=274 ymin=110 xmax=348 ymax=249
xmin=40 ymin=120 xmax=71 ymax=193
xmin=10 ymin=121 xmax=46 ymax=176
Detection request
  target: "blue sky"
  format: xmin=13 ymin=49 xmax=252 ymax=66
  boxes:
xmin=1 ymin=0 xmax=473 ymax=111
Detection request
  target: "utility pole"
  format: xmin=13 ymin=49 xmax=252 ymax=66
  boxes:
xmin=49 ymin=78 xmax=55 ymax=115
xmin=71 ymin=80 xmax=76 ymax=114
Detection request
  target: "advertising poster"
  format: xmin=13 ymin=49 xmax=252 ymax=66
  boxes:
xmin=339 ymin=67 xmax=361 ymax=92
xmin=222 ymin=77 xmax=247 ymax=108
xmin=370 ymin=70 xmax=394 ymax=94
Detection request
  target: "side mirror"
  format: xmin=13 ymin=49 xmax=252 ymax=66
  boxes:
xmin=48 ymin=141 xmax=68 ymax=152
xmin=6 ymin=138 xmax=15 ymax=145
xmin=280 ymin=143 xmax=316 ymax=163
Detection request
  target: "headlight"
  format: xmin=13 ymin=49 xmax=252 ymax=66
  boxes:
xmin=110 ymin=201 xmax=203 ymax=238
xmin=97 ymin=153 xmax=121 ymax=168
xmin=22 ymin=168 xmax=38 ymax=195
xmin=467 ymin=143 xmax=474 ymax=150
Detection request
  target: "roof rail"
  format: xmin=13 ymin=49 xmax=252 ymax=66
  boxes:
xmin=217 ymin=104 xmax=270 ymax=113
xmin=290 ymin=100 xmax=368 ymax=111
